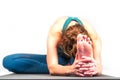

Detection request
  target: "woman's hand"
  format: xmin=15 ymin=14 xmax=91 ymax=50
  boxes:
xmin=80 ymin=56 xmax=97 ymax=76
xmin=71 ymin=58 xmax=85 ymax=76
xmin=71 ymin=56 xmax=97 ymax=77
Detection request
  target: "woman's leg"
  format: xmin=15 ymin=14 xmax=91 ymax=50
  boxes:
xmin=3 ymin=53 xmax=74 ymax=74
xmin=3 ymin=53 xmax=49 ymax=74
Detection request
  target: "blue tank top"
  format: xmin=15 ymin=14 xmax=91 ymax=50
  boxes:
xmin=62 ymin=17 xmax=83 ymax=34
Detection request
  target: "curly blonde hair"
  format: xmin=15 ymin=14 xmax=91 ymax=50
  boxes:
xmin=59 ymin=23 xmax=91 ymax=58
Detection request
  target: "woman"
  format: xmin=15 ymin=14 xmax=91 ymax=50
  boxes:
xmin=3 ymin=16 xmax=102 ymax=76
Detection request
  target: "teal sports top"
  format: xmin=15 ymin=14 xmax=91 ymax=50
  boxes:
xmin=62 ymin=17 xmax=83 ymax=34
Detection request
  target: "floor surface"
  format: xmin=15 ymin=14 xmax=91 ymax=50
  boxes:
xmin=0 ymin=74 xmax=117 ymax=80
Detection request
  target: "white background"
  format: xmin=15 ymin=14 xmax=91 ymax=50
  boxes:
xmin=0 ymin=0 xmax=120 ymax=77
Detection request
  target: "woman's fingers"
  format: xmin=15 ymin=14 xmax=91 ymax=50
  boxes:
xmin=75 ymin=69 xmax=85 ymax=77
xmin=81 ymin=63 xmax=96 ymax=68
xmin=73 ymin=57 xmax=97 ymax=77
xmin=75 ymin=72 xmax=85 ymax=77
xmin=83 ymin=64 xmax=97 ymax=76
xmin=81 ymin=56 xmax=95 ymax=63
xmin=79 ymin=68 xmax=89 ymax=71
xmin=84 ymin=70 xmax=97 ymax=76
xmin=75 ymin=67 xmax=97 ymax=77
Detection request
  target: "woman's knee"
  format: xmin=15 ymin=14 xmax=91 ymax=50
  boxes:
xmin=2 ymin=54 xmax=21 ymax=72
xmin=3 ymin=54 xmax=13 ymax=67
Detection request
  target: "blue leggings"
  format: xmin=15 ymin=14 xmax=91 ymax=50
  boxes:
xmin=3 ymin=53 xmax=74 ymax=74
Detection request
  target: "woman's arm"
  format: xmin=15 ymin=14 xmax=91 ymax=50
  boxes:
xmin=46 ymin=17 xmax=76 ymax=75
xmin=47 ymin=32 xmax=73 ymax=75
xmin=92 ymin=35 xmax=102 ymax=75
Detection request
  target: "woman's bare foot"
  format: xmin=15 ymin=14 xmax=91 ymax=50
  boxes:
xmin=76 ymin=34 xmax=93 ymax=60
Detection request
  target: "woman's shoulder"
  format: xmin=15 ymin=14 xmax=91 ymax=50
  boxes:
xmin=48 ymin=16 xmax=68 ymax=34
xmin=53 ymin=16 xmax=68 ymax=28
xmin=80 ymin=18 xmax=101 ymax=41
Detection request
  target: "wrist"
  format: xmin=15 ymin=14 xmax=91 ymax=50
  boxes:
xmin=66 ymin=65 xmax=75 ymax=76
xmin=70 ymin=64 xmax=80 ymax=76
xmin=96 ymin=61 xmax=102 ymax=76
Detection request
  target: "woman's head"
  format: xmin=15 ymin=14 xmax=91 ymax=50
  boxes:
xmin=59 ymin=23 xmax=91 ymax=58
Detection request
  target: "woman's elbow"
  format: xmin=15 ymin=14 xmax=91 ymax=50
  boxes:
xmin=48 ymin=65 xmax=56 ymax=75
xmin=49 ymin=68 xmax=54 ymax=75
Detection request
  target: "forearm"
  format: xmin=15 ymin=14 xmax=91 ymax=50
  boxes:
xmin=48 ymin=64 xmax=74 ymax=76
xmin=93 ymin=36 xmax=102 ymax=75
xmin=96 ymin=60 xmax=102 ymax=75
